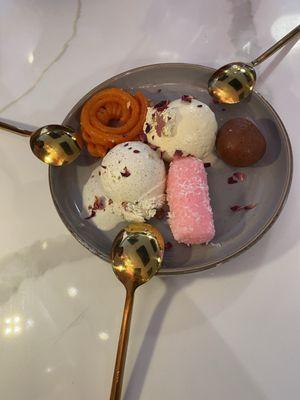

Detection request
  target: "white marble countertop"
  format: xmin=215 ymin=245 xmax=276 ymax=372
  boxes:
xmin=0 ymin=1 xmax=299 ymax=399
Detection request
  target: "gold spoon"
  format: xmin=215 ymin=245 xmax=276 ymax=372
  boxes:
xmin=0 ymin=121 xmax=83 ymax=166
xmin=208 ymin=24 xmax=300 ymax=104
xmin=110 ymin=223 xmax=164 ymax=400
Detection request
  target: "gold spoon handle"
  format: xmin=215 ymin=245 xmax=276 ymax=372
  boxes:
xmin=0 ymin=121 xmax=32 ymax=137
xmin=251 ymin=25 xmax=300 ymax=67
xmin=110 ymin=288 xmax=135 ymax=400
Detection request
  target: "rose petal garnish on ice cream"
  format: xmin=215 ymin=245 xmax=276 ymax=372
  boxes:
xmin=138 ymin=133 xmax=148 ymax=143
xmin=85 ymin=210 xmax=96 ymax=220
xmin=144 ymin=123 xmax=151 ymax=133
xmin=173 ymin=150 xmax=183 ymax=159
xmin=93 ymin=196 xmax=105 ymax=210
xmin=121 ymin=167 xmax=131 ymax=177
xmin=181 ymin=95 xmax=193 ymax=103
xmin=154 ymin=100 xmax=169 ymax=112
xmin=85 ymin=196 xmax=106 ymax=219
xmin=155 ymin=113 xmax=165 ymax=137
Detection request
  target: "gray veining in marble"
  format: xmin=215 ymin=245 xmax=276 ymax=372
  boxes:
xmin=0 ymin=0 xmax=82 ymax=114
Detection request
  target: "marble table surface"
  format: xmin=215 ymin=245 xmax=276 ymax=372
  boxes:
xmin=0 ymin=1 xmax=299 ymax=399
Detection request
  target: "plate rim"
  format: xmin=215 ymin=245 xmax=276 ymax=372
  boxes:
xmin=49 ymin=62 xmax=293 ymax=275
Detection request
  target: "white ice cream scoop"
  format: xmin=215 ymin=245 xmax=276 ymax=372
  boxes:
xmin=144 ymin=98 xmax=217 ymax=162
xmin=100 ymin=141 xmax=166 ymax=222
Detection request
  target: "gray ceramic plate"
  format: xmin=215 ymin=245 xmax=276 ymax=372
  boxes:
xmin=49 ymin=63 xmax=293 ymax=275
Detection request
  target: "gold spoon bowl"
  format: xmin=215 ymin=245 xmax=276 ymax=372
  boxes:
xmin=0 ymin=121 xmax=83 ymax=166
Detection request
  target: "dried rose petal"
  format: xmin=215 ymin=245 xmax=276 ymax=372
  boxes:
xmin=149 ymin=143 xmax=159 ymax=151
xmin=165 ymin=242 xmax=173 ymax=250
xmin=133 ymin=150 xmax=140 ymax=154
xmin=85 ymin=210 xmax=96 ymax=219
xmin=233 ymin=172 xmax=246 ymax=182
xmin=173 ymin=150 xmax=183 ymax=159
xmin=154 ymin=100 xmax=169 ymax=112
xmin=204 ymin=162 xmax=211 ymax=168
xmin=230 ymin=204 xmax=257 ymax=212
xmin=121 ymin=167 xmax=131 ymax=177
xmin=138 ymin=133 xmax=148 ymax=143
xmin=244 ymin=204 xmax=257 ymax=210
xmin=144 ymin=123 xmax=151 ymax=134
xmin=155 ymin=208 xmax=166 ymax=220
xmin=228 ymin=176 xmax=238 ymax=184
xmin=93 ymin=196 xmax=105 ymax=210
xmin=230 ymin=205 xmax=243 ymax=212
xmin=181 ymin=95 xmax=193 ymax=103
xmin=155 ymin=112 xmax=165 ymax=137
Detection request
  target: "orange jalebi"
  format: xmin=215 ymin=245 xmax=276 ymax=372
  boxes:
xmin=80 ymin=88 xmax=148 ymax=157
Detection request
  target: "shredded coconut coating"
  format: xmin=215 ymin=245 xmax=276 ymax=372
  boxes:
xmin=167 ymin=157 xmax=215 ymax=245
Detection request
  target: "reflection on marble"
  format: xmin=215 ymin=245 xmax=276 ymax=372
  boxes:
xmin=0 ymin=235 xmax=91 ymax=304
xmin=0 ymin=0 xmax=300 ymax=399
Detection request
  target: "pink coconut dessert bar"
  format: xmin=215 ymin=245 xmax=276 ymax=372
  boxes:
xmin=167 ymin=156 xmax=215 ymax=245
